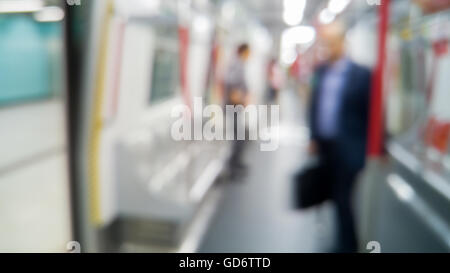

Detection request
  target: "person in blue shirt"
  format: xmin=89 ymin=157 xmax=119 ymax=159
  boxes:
xmin=308 ymin=21 xmax=372 ymax=252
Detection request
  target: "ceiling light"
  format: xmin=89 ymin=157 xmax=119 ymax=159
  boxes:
xmin=328 ymin=0 xmax=351 ymax=14
xmin=281 ymin=25 xmax=316 ymax=45
xmin=283 ymin=0 xmax=307 ymax=26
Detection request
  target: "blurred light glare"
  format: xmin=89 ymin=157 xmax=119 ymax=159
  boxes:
xmin=280 ymin=26 xmax=315 ymax=66
xmin=221 ymin=1 xmax=237 ymax=24
xmin=192 ymin=15 xmax=211 ymax=34
xmin=116 ymin=0 xmax=160 ymax=16
xmin=328 ymin=0 xmax=351 ymax=14
xmin=283 ymin=0 xmax=307 ymax=26
xmin=251 ymin=25 xmax=273 ymax=53
xmin=139 ymin=0 xmax=160 ymax=11
xmin=34 ymin=6 xmax=64 ymax=22
xmin=319 ymin=8 xmax=335 ymax=24
xmin=0 ymin=0 xmax=43 ymax=13
xmin=281 ymin=48 xmax=298 ymax=66
xmin=282 ymin=26 xmax=316 ymax=45
xmin=388 ymin=174 xmax=415 ymax=201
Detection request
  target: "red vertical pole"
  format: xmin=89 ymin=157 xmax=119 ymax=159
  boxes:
xmin=178 ymin=26 xmax=192 ymax=110
xmin=368 ymin=0 xmax=390 ymax=157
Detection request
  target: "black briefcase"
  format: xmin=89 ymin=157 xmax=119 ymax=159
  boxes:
xmin=292 ymin=159 xmax=332 ymax=209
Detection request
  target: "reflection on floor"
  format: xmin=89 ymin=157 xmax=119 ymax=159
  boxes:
xmin=199 ymin=89 xmax=336 ymax=253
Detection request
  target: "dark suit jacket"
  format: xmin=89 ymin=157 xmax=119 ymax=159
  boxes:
xmin=309 ymin=60 xmax=372 ymax=172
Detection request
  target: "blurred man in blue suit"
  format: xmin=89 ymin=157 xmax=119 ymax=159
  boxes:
xmin=308 ymin=21 xmax=372 ymax=252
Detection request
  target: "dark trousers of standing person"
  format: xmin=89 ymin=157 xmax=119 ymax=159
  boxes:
xmin=229 ymin=110 xmax=247 ymax=170
xmin=266 ymin=86 xmax=278 ymax=103
xmin=319 ymin=140 xmax=358 ymax=253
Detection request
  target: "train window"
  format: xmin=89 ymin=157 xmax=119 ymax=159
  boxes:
xmin=385 ymin=10 xmax=450 ymax=166
xmin=149 ymin=24 xmax=180 ymax=104
xmin=385 ymin=35 xmax=427 ymax=142
xmin=149 ymin=47 xmax=179 ymax=103
xmin=0 ymin=14 xmax=63 ymax=106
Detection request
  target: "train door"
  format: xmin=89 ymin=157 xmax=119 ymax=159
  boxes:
xmin=73 ymin=0 xmax=229 ymax=252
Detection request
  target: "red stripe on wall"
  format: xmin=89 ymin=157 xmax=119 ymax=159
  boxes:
xmin=178 ymin=26 xmax=192 ymax=111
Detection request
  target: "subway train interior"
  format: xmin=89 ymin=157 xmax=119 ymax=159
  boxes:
xmin=0 ymin=0 xmax=449 ymax=253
